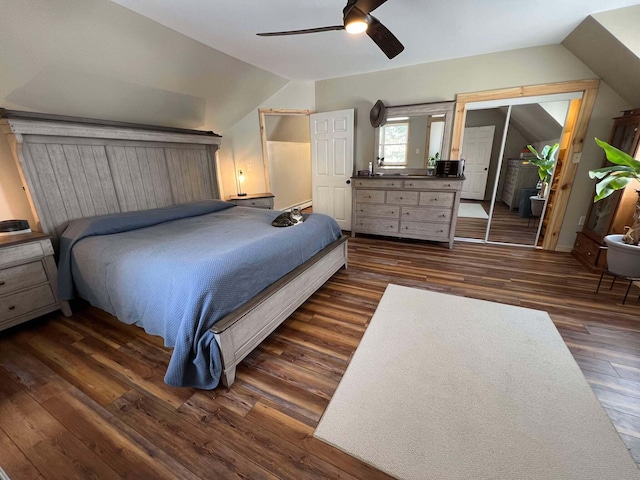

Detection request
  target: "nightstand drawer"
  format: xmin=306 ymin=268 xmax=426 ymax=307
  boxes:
xmin=0 ymin=261 xmax=47 ymax=295
xmin=239 ymin=198 xmax=272 ymax=208
xmin=0 ymin=242 xmax=45 ymax=267
xmin=0 ymin=284 xmax=56 ymax=322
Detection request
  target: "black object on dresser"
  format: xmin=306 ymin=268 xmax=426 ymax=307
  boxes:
xmin=572 ymin=108 xmax=640 ymax=271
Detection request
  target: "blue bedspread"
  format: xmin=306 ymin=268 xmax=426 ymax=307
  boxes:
xmin=58 ymin=200 xmax=342 ymax=389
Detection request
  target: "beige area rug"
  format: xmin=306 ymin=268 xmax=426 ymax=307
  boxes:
xmin=314 ymin=284 xmax=640 ymax=480
xmin=458 ymin=202 xmax=489 ymax=219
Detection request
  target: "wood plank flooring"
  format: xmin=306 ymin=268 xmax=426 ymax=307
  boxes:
xmin=1 ymin=237 xmax=640 ymax=478
xmin=456 ymin=199 xmax=539 ymax=245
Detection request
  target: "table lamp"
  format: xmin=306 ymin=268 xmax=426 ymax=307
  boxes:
xmin=237 ymin=169 xmax=247 ymax=197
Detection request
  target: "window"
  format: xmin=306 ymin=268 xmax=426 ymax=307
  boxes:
xmin=379 ymin=122 xmax=409 ymax=166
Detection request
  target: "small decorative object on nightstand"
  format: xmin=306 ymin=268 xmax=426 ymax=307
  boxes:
xmin=0 ymin=232 xmax=71 ymax=331
xmin=227 ymin=193 xmax=275 ymax=210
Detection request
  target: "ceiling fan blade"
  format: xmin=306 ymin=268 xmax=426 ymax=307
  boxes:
xmin=366 ymin=15 xmax=404 ymax=59
xmin=353 ymin=0 xmax=388 ymax=14
xmin=257 ymin=26 xmax=344 ymax=36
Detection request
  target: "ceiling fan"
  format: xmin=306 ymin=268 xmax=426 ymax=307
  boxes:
xmin=256 ymin=0 xmax=404 ymax=59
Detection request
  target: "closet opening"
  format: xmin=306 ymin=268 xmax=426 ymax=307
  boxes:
xmin=258 ymin=109 xmax=312 ymax=211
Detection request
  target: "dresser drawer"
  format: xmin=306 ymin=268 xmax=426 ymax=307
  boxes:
xmin=386 ymin=191 xmax=418 ymax=205
xmin=403 ymin=179 xmax=460 ymax=190
xmin=353 ymin=178 xmax=402 ymax=188
xmin=573 ymin=232 xmax=606 ymax=269
xmin=419 ymin=192 xmax=455 ymax=207
xmin=355 ymin=204 xmax=400 ymax=218
xmin=355 ymin=218 xmax=399 ymax=233
xmin=0 ymin=242 xmax=45 ymax=267
xmin=0 ymin=261 xmax=47 ymax=295
xmin=400 ymin=222 xmax=450 ymax=238
xmin=401 ymin=207 xmax=451 ymax=223
xmin=0 ymin=284 xmax=56 ymax=322
xmin=356 ymin=190 xmax=386 ymax=204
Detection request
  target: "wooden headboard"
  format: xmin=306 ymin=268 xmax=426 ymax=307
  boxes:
xmin=1 ymin=111 xmax=222 ymax=251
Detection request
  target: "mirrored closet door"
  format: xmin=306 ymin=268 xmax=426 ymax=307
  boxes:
xmin=455 ymin=93 xmax=579 ymax=247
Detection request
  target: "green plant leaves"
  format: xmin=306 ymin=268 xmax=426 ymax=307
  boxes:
xmin=590 ymin=138 xmax=640 ymax=202
xmin=595 ymin=138 xmax=640 ymax=169
xmin=527 ymin=143 xmax=559 ymax=183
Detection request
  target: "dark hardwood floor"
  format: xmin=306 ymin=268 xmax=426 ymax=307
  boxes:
xmin=456 ymin=199 xmax=539 ymax=245
xmin=1 ymin=237 xmax=640 ymax=478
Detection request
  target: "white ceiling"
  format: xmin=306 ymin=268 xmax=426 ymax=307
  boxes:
xmin=109 ymin=0 xmax=640 ymax=81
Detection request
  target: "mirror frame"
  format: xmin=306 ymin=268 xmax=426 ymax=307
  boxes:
xmin=374 ymin=100 xmax=455 ymax=175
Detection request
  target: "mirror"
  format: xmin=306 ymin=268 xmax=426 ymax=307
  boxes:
xmin=374 ymin=101 xmax=455 ymax=175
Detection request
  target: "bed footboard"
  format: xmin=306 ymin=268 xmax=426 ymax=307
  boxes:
xmin=211 ymin=236 xmax=348 ymax=387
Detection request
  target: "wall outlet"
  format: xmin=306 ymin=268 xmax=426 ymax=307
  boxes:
xmin=572 ymin=152 xmax=582 ymax=164
xmin=578 ymin=215 xmax=586 ymax=226
xmin=247 ymin=163 xmax=253 ymax=172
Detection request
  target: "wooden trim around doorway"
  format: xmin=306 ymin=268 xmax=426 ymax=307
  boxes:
xmin=449 ymin=79 xmax=600 ymax=251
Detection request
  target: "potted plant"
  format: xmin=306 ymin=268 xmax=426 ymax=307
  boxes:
xmin=526 ymin=143 xmax=559 ymax=217
xmin=589 ymin=138 xmax=640 ymax=277
xmin=427 ymin=152 xmax=439 ymax=176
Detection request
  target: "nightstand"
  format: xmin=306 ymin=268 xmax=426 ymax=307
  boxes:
xmin=0 ymin=232 xmax=71 ymax=332
xmin=227 ymin=193 xmax=275 ymax=210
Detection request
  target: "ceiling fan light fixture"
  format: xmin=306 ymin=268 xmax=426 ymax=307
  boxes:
xmin=345 ymin=19 xmax=368 ymax=34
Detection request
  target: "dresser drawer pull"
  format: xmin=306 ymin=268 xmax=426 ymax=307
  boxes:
xmin=440 ymin=214 xmax=446 ymax=218
xmin=399 ymin=196 xmax=403 ymax=200
xmin=390 ymin=183 xmax=395 ymax=186
xmin=0 ymin=281 xmax=4 ymax=286
xmin=8 ymin=305 xmax=15 ymax=311
xmin=587 ymin=252 xmax=592 ymax=256
xmin=407 ymin=183 xmax=413 ymax=187
xmin=445 ymin=184 xmax=451 ymax=187
xmin=432 ymin=198 xmax=438 ymax=201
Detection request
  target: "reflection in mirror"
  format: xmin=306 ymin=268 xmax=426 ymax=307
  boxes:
xmin=374 ymin=101 xmax=454 ymax=175
xmin=487 ymin=100 xmax=568 ymax=246
xmin=454 ymin=98 xmax=570 ymax=246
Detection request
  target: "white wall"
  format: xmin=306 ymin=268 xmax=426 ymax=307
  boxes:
xmin=0 ymin=0 xmax=288 ymax=222
xmin=217 ymin=81 xmax=315 ymax=198
xmin=315 ymin=45 xmax=631 ymax=250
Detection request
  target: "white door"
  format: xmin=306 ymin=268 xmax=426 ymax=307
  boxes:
xmin=461 ymin=126 xmax=495 ymax=200
xmin=310 ymin=109 xmax=354 ymax=230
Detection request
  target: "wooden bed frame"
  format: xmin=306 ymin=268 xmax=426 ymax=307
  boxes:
xmin=1 ymin=110 xmax=348 ymax=387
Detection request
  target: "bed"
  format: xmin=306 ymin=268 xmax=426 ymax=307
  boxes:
xmin=1 ymin=110 xmax=348 ymax=388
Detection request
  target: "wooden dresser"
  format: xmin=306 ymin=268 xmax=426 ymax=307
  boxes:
xmin=351 ymin=176 xmax=464 ymax=249
xmin=501 ymin=159 xmax=539 ymax=210
xmin=227 ymin=193 xmax=274 ymax=210
xmin=0 ymin=232 xmax=71 ymax=331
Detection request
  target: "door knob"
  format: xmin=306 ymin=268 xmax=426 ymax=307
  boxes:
xmin=346 ymin=179 xmax=351 ymax=184
xmin=484 ymin=167 xmax=488 ymax=171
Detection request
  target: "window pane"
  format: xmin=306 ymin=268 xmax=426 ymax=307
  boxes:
xmin=384 ymin=124 xmax=408 ymax=144
xmin=383 ymin=145 xmax=407 ymax=164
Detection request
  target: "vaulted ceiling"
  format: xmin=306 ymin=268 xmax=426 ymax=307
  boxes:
xmin=109 ymin=0 xmax=640 ymax=81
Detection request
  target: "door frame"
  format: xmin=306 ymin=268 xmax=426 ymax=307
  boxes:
xmin=258 ymin=108 xmax=314 ymax=195
xmin=450 ymin=79 xmax=600 ymax=250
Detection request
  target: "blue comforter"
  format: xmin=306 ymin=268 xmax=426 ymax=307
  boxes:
xmin=58 ymin=200 xmax=342 ymax=389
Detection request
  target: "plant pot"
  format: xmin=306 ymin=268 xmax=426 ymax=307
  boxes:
xmin=530 ymin=196 xmax=545 ymax=217
xmin=604 ymin=234 xmax=640 ymax=277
